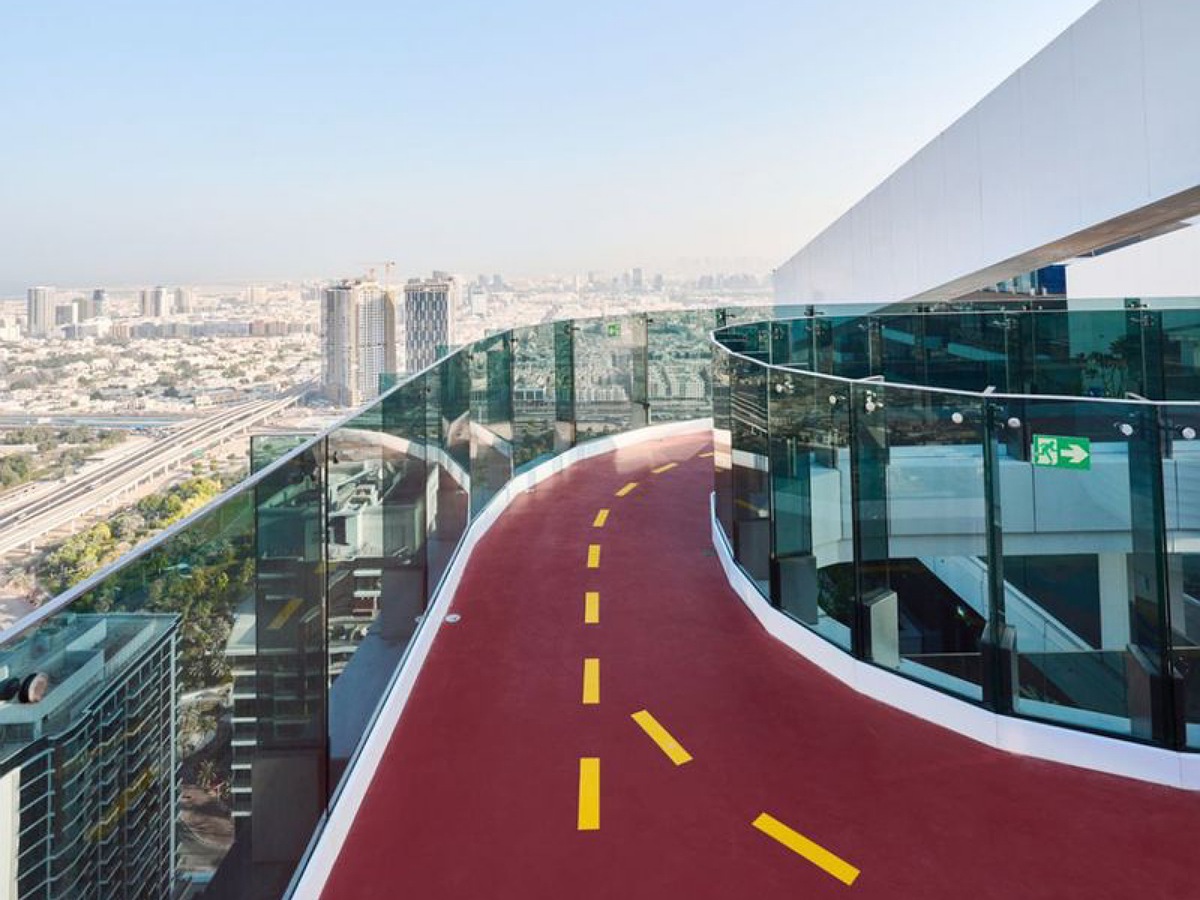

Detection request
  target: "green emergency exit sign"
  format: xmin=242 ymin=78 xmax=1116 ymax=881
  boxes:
xmin=1032 ymin=434 xmax=1091 ymax=470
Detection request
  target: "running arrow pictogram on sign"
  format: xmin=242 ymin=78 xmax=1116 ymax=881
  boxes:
xmin=1032 ymin=434 xmax=1091 ymax=470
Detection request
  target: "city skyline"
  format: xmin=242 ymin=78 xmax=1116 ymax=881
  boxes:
xmin=1 ymin=0 xmax=1101 ymax=289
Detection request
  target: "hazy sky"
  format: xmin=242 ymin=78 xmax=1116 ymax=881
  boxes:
xmin=0 ymin=0 xmax=1104 ymax=290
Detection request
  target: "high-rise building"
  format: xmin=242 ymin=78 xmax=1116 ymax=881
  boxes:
xmin=321 ymin=280 xmax=397 ymax=407
xmin=467 ymin=284 xmax=489 ymax=317
xmin=139 ymin=286 xmax=172 ymax=318
xmin=153 ymin=286 xmax=171 ymax=318
xmin=53 ymin=304 xmax=77 ymax=327
xmin=0 ymin=613 xmax=178 ymax=900
xmin=403 ymin=272 xmax=457 ymax=373
xmin=25 ymin=287 xmax=53 ymax=338
xmin=174 ymin=287 xmax=193 ymax=314
xmin=91 ymin=289 xmax=107 ymax=318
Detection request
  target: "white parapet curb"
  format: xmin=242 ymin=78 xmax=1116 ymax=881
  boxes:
xmin=289 ymin=418 xmax=712 ymax=898
xmin=709 ymin=494 xmax=1196 ymax=790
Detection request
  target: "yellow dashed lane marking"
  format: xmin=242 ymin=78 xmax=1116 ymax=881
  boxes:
xmin=582 ymin=658 xmax=600 ymax=704
xmin=752 ymin=812 xmax=860 ymax=886
xmin=631 ymin=710 xmax=692 ymax=766
xmin=587 ymin=544 xmax=601 ymax=568
xmin=585 ymin=591 xmax=600 ymax=624
xmin=593 ymin=508 xmax=610 ymax=527
xmin=698 ymin=451 xmax=714 ymax=458
xmin=651 ymin=462 xmax=677 ymax=474
xmin=615 ymin=482 xmax=638 ymax=497
xmin=268 ymin=598 xmax=302 ymax=630
xmin=578 ymin=758 xmax=600 ymax=830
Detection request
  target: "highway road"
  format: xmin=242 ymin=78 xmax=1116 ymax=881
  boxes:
xmin=0 ymin=392 xmax=305 ymax=560
xmin=0 ymin=413 xmax=194 ymax=429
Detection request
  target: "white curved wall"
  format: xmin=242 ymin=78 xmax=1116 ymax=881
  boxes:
xmin=775 ymin=0 xmax=1200 ymax=305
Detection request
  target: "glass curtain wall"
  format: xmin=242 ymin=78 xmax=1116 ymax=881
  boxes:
xmin=714 ymin=308 xmax=1200 ymax=749
xmin=0 ymin=308 xmax=716 ymax=900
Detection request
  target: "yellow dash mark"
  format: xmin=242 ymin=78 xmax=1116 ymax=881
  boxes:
xmin=593 ymin=508 xmax=610 ymax=528
xmin=751 ymin=813 xmax=860 ymax=887
xmin=584 ymin=591 xmax=600 ymax=625
xmin=615 ymin=482 xmax=638 ymax=497
xmin=268 ymin=598 xmax=302 ymax=630
xmin=587 ymin=544 xmax=601 ymax=568
xmin=698 ymin=451 xmax=714 ymax=458
xmin=631 ymin=710 xmax=692 ymax=766
xmin=582 ymin=658 xmax=600 ymax=704
xmin=577 ymin=758 xmax=600 ymax=831
xmin=651 ymin=462 xmax=677 ymax=474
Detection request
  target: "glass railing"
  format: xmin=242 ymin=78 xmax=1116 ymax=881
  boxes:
xmin=713 ymin=303 xmax=1200 ymax=751
xmin=0 ymin=305 xmax=764 ymax=900
xmin=12 ymin=298 xmax=1200 ymax=899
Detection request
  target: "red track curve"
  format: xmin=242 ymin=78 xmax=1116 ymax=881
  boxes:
xmin=323 ymin=433 xmax=1198 ymax=899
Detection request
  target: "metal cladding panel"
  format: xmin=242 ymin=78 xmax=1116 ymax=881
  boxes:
xmin=888 ymin=163 xmax=922 ymax=302
xmin=913 ymin=133 xmax=949 ymax=290
xmin=1017 ymin=23 xmax=1080 ymax=249
xmin=977 ymin=72 xmax=1028 ymax=267
xmin=941 ymin=108 xmax=984 ymax=274
xmin=1071 ymin=0 xmax=1149 ymax=223
xmin=775 ymin=0 xmax=1200 ymax=304
xmin=1143 ymin=0 xmax=1200 ymax=199
xmin=866 ymin=177 xmax=896 ymax=301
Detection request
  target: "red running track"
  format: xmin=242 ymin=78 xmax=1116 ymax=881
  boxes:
xmin=323 ymin=433 xmax=1199 ymax=899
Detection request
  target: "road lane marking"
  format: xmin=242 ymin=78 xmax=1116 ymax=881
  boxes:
xmin=587 ymin=544 xmax=601 ymax=568
xmin=585 ymin=591 xmax=600 ymax=624
xmin=651 ymin=462 xmax=677 ymax=474
xmin=615 ymin=482 xmax=638 ymax=497
xmin=582 ymin=658 xmax=600 ymax=704
xmin=631 ymin=710 xmax=692 ymax=765
xmin=578 ymin=758 xmax=600 ymax=830
xmin=751 ymin=812 xmax=860 ymax=886
xmin=698 ymin=451 xmax=714 ymax=458
xmin=593 ymin=508 xmax=610 ymax=527
xmin=268 ymin=598 xmax=302 ymax=630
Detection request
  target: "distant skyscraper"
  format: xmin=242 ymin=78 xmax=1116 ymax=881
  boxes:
xmin=139 ymin=286 xmax=172 ymax=318
xmin=25 ymin=287 xmax=53 ymax=337
xmin=91 ymin=289 xmax=107 ymax=318
xmin=54 ymin=304 xmax=78 ymax=327
xmin=321 ymin=280 xmax=397 ymax=407
xmin=404 ymin=273 xmax=457 ymax=373
xmin=174 ymin=287 xmax=193 ymax=314
xmin=467 ymin=284 xmax=489 ymax=317
xmin=152 ymin=286 xmax=171 ymax=317
xmin=632 ymin=267 xmax=644 ymax=291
